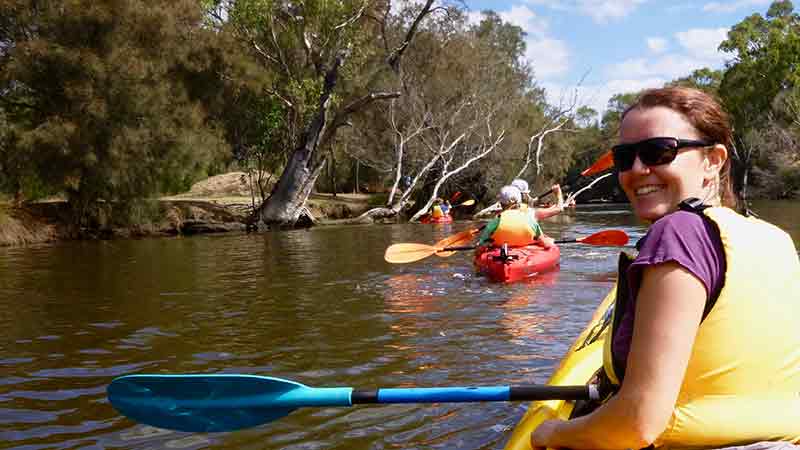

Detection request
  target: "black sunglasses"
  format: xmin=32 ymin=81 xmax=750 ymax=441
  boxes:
xmin=611 ymin=137 xmax=713 ymax=172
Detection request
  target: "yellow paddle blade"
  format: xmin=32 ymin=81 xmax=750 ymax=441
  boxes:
xmin=384 ymin=243 xmax=438 ymax=264
xmin=458 ymin=199 xmax=475 ymax=207
xmin=434 ymin=228 xmax=479 ymax=257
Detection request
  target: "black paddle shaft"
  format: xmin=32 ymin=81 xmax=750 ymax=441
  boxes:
xmin=442 ymin=241 xmax=576 ymax=252
xmin=509 ymin=385 xmax=593 ymax=401
xmin=350 ymin=385 xmax=596 ymax=404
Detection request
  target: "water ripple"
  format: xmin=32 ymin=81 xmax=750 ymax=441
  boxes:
xmin=0 ymin=209 xmax=660 ymax=449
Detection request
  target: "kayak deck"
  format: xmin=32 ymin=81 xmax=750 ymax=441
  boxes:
xmin=421 ymin=214 xmax=453 ymax=224
xmin=503 ymin=287 xmax=616 ymax=450
xmin=474 ymin=244 xmax=560 ymax=283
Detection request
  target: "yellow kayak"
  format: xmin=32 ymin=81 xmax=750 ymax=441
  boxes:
xmin=504 ymin=287 xmax=617 ymax=450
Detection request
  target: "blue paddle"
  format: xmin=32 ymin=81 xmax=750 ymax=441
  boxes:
xmin=107 ymin=374 xmax=599 ymax=432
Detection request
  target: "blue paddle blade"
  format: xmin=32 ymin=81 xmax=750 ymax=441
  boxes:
xmin=107 ymin=374 xmax=351 ymax=432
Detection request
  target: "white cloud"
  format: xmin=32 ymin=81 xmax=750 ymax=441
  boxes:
xmin=646 ymin=37 xmax=668 ymax=53
xmin=527 ymin=39 xmax=571 ymax=78
xmin=604 ymin=27 xmax=732 ymax=83
xmin=523 ymin=0 xmax=649 ymax=23
xmin=540 ymin=77 xmax=666 ymax=122
xmin=482 ymin=5 xmax=571 ymax=79
xmin=499 ymin=5 xmax=550 ymax=38
xmin=590 ymin=77 xmax=666 ymax=117
xmin=675 ymin=28 xmax=729 ymax=62
xmin=466 ymin=9 xmax=484 ymax=26
xmin=581 ymin=0 xmax=649 ymax=23
xmin=703 ymin=0 xmax=771 ymax=13
xmin=605 ymin=54 xmax=707 ymax=80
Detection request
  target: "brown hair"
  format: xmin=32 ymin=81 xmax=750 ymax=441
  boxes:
xmin=621 ymin=86 xmax=739 ymax=210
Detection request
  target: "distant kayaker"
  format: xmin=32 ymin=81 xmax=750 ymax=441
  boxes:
xmin=478 ymin=185 xmax=556 ymax=249
xmin=531 ymin=87 xmax=800 ymax=449
xmin=430 ymin=197 xmax=445 ymax=219
xmin=440 ymin=198 xmax=451 ymax=215
xmin=511 ymin=178 xmax=566 ymax=220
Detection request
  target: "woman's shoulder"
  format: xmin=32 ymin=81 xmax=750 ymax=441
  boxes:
xmin=634 ymin=210 xmax=726 ymax=298
xmin=639 ymin=210 xmax=721 ymax=253
xmin=651 ymin=209 xmax=709 ymax=232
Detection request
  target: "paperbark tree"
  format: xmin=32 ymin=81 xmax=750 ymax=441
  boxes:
xmin=216 ymin=0 xmax=444 ymax=227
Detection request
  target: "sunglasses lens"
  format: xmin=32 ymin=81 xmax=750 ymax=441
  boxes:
xmin=613 ymin=138 xmax=679 ymax=171
xmin=612 ymin=148 xmax=636 ymax=171
xmin=639 ymin=139 xmax=678 ymax=166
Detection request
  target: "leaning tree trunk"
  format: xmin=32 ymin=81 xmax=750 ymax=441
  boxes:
xmin=257 ymin=92 xmax=332 ymax=228
xmin=257 ymin=50 xmax=344 ymax=228
xmin=257 ymin=150 xmax=327 ymax=228
xmin=253 ymin=1 xmax=436 ymax=228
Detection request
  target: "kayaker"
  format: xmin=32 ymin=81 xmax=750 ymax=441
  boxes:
xmin=440 ymin=199 xmax=451 ymax=215
xmin=531 ymin=87 xmax=800 ymax=450
xmin=511 ymin=178 xmax=566 ymax=220
xmin=430 ymin=198 xmax=445 ymax=219
xmin=478 ymin=186 xmax=556 ymax=249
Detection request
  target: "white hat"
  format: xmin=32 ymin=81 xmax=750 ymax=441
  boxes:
xmin=511 ymin=179 xmax=530 ymax=194
xmin=497 ymin=185 xmax=522 ymax=207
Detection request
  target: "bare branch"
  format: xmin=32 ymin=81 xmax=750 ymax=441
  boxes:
xmin=334 ymin=2 xmax=369 ymax=32
xmin=565 ymin=173 xmax=612 ymax=204
xmin=321 ymin=90 xmax=401 ymax=146
xmin=410 ymin=128 xmax=506 ymax=222
xmin=386 ymin=0 xmax=435 ymax=72
xmin=265 ymin=89 xmax=295 ymax=109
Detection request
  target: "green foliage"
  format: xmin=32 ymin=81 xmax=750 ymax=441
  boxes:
xmin=719 ymin=1 xmax=800 ymax=130
xmin=367 ymin=193 xmax=390 ymax=206
xmin=668 ymin=68 xmax=724 ymax=93
xmin=0 ymin=0 xmax=231 ymax=219
xmin=600 ymin=92 xmax=640 ymax=138
xmin=2 ymin=0 xmax=798 ymax=220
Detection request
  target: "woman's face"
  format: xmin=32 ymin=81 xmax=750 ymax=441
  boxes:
xmin=618 ymin=106 xmax=713 ymax=222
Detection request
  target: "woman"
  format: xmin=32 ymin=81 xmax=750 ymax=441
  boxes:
xmin=510 ymin=178 xmax=565 ymax=220
xmin=532 ymin=87 xmax=800 ymax=450
xmin=478 ymin=185 xmax=556 ymax=249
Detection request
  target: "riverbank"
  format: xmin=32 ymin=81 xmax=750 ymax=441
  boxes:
xmin=0 ymin=194 xmax=382 ymax=247
xmin=0 ymin=173 xmax=385 ymax=247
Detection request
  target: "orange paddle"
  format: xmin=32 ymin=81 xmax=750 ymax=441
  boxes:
xmin=384 ymin=230 xmax=629 ymax=264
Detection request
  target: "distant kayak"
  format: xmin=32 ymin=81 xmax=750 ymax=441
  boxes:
xmin=474 ymin=244 xmax=560 ymax=283
xmin=420 ymin=214 xmax=453 ymax=224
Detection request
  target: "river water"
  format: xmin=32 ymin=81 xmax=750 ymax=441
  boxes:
xmin=1 ymin=201 xmax=798 ymax=450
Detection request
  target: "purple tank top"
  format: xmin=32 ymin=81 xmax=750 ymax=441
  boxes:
xmin=612 ymin=210 xmax=726 ymax=367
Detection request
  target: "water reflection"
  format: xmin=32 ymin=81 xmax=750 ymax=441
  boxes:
xmin=0 ymin=202 xmax=798 ymax=449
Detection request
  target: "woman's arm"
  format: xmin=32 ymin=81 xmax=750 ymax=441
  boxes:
xmin=535 ymin=185 xmax=564 ymax=220
xmin=532 ymin=262 xmax=706 ymax=450
xmin=535 ymin=205 xmax=562 ymax=220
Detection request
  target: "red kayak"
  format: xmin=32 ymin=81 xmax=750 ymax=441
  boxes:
xmin=474 ymin=243 xmax=560 ymax=283
xmin=420 ymin=214 xmax=453 ymax=224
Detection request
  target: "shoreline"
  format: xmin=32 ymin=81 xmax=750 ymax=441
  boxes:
xmin=0 ymin=193 xmax=384 ymax=247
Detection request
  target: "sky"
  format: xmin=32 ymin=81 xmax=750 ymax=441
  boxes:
xmin=453 ymin=0 xmax=775 ymax=118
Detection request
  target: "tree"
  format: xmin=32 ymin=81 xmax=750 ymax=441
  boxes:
xmin=719 ymin=1 xmax=800 ymax=131
xmin=343 ymin=8 xmax=545 ymax=222
xmin=0 ymin=0 xmax=231 ymax=222
xmin=718 ymin=0 xmax=800 ymax=199
xmin=216 ymin=0 xmax=450 ymax=227
xmin=668 ymin=68 xmax=724 ymax=93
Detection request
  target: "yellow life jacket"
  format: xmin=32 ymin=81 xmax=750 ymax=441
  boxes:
xmin=491 ymin=208 xmax=538 ymax=247
xmin=602 ymin=205 xmax=800 ymax=449
xmin=431 ymin=205 xmax=444 ymax=218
